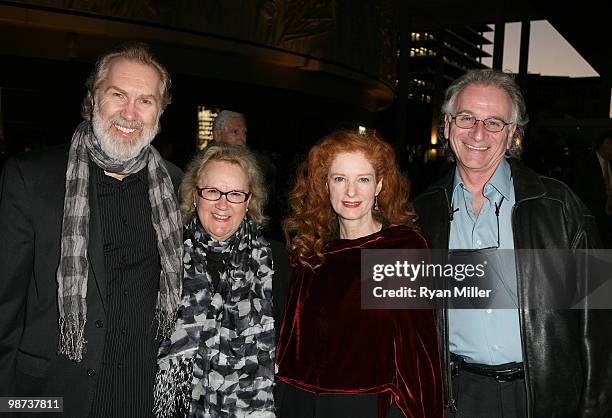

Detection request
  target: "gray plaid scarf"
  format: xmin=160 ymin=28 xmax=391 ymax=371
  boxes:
xmin=56 ymin=120 xmax=183 ymax=362
xmin=154 ymin=216 xmax=275 ymax=418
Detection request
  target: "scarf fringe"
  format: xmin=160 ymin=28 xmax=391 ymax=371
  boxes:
xmin=155 ymin=308 xmax=178 ymax=341
xmin=57 ymin=314 xmax=87 ymax=362
xmin=154 ymin=357 xmax=195 ymax=418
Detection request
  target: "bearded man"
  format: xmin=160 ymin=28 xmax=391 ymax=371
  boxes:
xmin=0 ymin=42 xmax=183 ymax=418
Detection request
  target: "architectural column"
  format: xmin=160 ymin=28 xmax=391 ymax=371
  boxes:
xmin=430 ymin=29 xmax=444 ymax=148
xmin=492 ymin=20 xmax=505 ymax=70
xmin=396 ymin=1 xmax=411 ymax=154
xmin=519 ymin=20 xmax=530 ymax=75
xmin=0 ymin=87 xmax=4 ymax=155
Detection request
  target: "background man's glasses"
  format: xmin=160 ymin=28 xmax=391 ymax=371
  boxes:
xmin=449 ymin=114 xmax=512 ymax=133
xmin=196 ymin=187 xmax=250 ymax=203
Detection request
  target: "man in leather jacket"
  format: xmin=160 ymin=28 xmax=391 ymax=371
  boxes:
xmin=413 ymin=69 xmax=611 ymax=417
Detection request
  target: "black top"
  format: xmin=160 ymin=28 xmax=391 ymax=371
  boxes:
xmin=88 ymin=162 xmax=160 ymax=418
xmin=206 ymin=250 xmax=225 ymax=293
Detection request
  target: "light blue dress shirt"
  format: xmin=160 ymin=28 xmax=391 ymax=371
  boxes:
xmin=448 ymin=159 xmax=523 ymax=364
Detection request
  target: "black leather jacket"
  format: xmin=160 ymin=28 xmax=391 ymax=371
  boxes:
xmin=413 ymin=158 xmax=611 ymax=418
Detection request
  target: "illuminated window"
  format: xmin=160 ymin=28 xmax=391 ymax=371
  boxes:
xmin=411 ymin=32 xmax=435 ymax=42
xmin=197 ymin=106 xmax=218 ymax=150
xmin=409 ymin=47 xmax=437 ymax=57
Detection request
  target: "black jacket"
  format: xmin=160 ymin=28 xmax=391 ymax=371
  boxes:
xmin=413 ymin=158 xmax=611 ymax=418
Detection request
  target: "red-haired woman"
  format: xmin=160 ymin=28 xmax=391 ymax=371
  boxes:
xmin=275 ymin=130 xmax=442 ymax=418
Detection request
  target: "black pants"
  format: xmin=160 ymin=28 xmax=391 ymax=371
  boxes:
xmin=445 ymin=371 xmax=527 ymax=418
xmin=276 ymin=381 xmax=404 ymax=418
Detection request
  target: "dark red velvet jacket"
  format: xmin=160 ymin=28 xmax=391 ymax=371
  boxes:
xmin=276 ymin=225 xmax=443 ymax=418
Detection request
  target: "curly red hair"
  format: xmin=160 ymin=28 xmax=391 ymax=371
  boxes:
xmin=283 ymin=130 xmax=418 ymax=270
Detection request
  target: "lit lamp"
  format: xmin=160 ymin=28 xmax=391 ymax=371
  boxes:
xmin=430 ymin=132 xmax=438 ymax=146
xmin=425 ymin=148 xmax=438 ymax=162
xmin=426 ymin=127 xmax=439 ymax=162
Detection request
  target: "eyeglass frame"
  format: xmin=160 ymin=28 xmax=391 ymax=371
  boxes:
xmin=195 ymin=187 xmax=251 ymax=204
xmin=448 ymin=113 xmax=513 ymax=133
xmin=448 ymin=195 xmax=505 ymax=254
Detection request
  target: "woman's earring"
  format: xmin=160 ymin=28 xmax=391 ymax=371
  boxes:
xmin=193 ymin=201 xmax=197 ymax=208
xmin=374 ymin=195 xmax=379 ymax=211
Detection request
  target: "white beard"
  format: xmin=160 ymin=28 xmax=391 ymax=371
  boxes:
xmin=92 ymin=102 xmax=160 ymax=162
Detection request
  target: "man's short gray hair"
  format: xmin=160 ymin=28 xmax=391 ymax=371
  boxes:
xmin=213 ymin=110 xmax=246 ymax=131
xmin=440 ymin=69 xmax=529 ymax=158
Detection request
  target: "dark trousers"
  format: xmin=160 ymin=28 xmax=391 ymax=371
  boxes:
xmin=445 ymin=371 xmax=527 ymax=418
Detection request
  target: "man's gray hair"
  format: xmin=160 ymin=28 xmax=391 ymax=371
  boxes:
xmin=440 ymin=69 xmax=529 ymax=158
xmin=213 ymin=110 xmax=246 ymax=131
xmin=81 ymin=42 xmax=172 ymax=120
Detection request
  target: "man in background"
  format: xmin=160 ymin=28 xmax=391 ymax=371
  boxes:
xmin=212 ymin=110 xmax=247 ymax=145
xmin=567 ymin=129 xmax=612 ymax=247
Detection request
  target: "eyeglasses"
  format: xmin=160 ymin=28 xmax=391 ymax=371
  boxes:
xmin=196 ymin=187 xmax=250 ymax=203
xmin=449 ymin=196 xmax=505 ymax=253
xmin=449 ymin=114 xmax=512 ymax=133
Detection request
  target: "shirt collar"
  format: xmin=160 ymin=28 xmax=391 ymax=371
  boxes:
xmin=453 ymin=159 xmax=513 ymax=201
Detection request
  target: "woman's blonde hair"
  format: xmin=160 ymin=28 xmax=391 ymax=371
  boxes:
xmin=179 ymin=144 xmax=267 ymax=225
